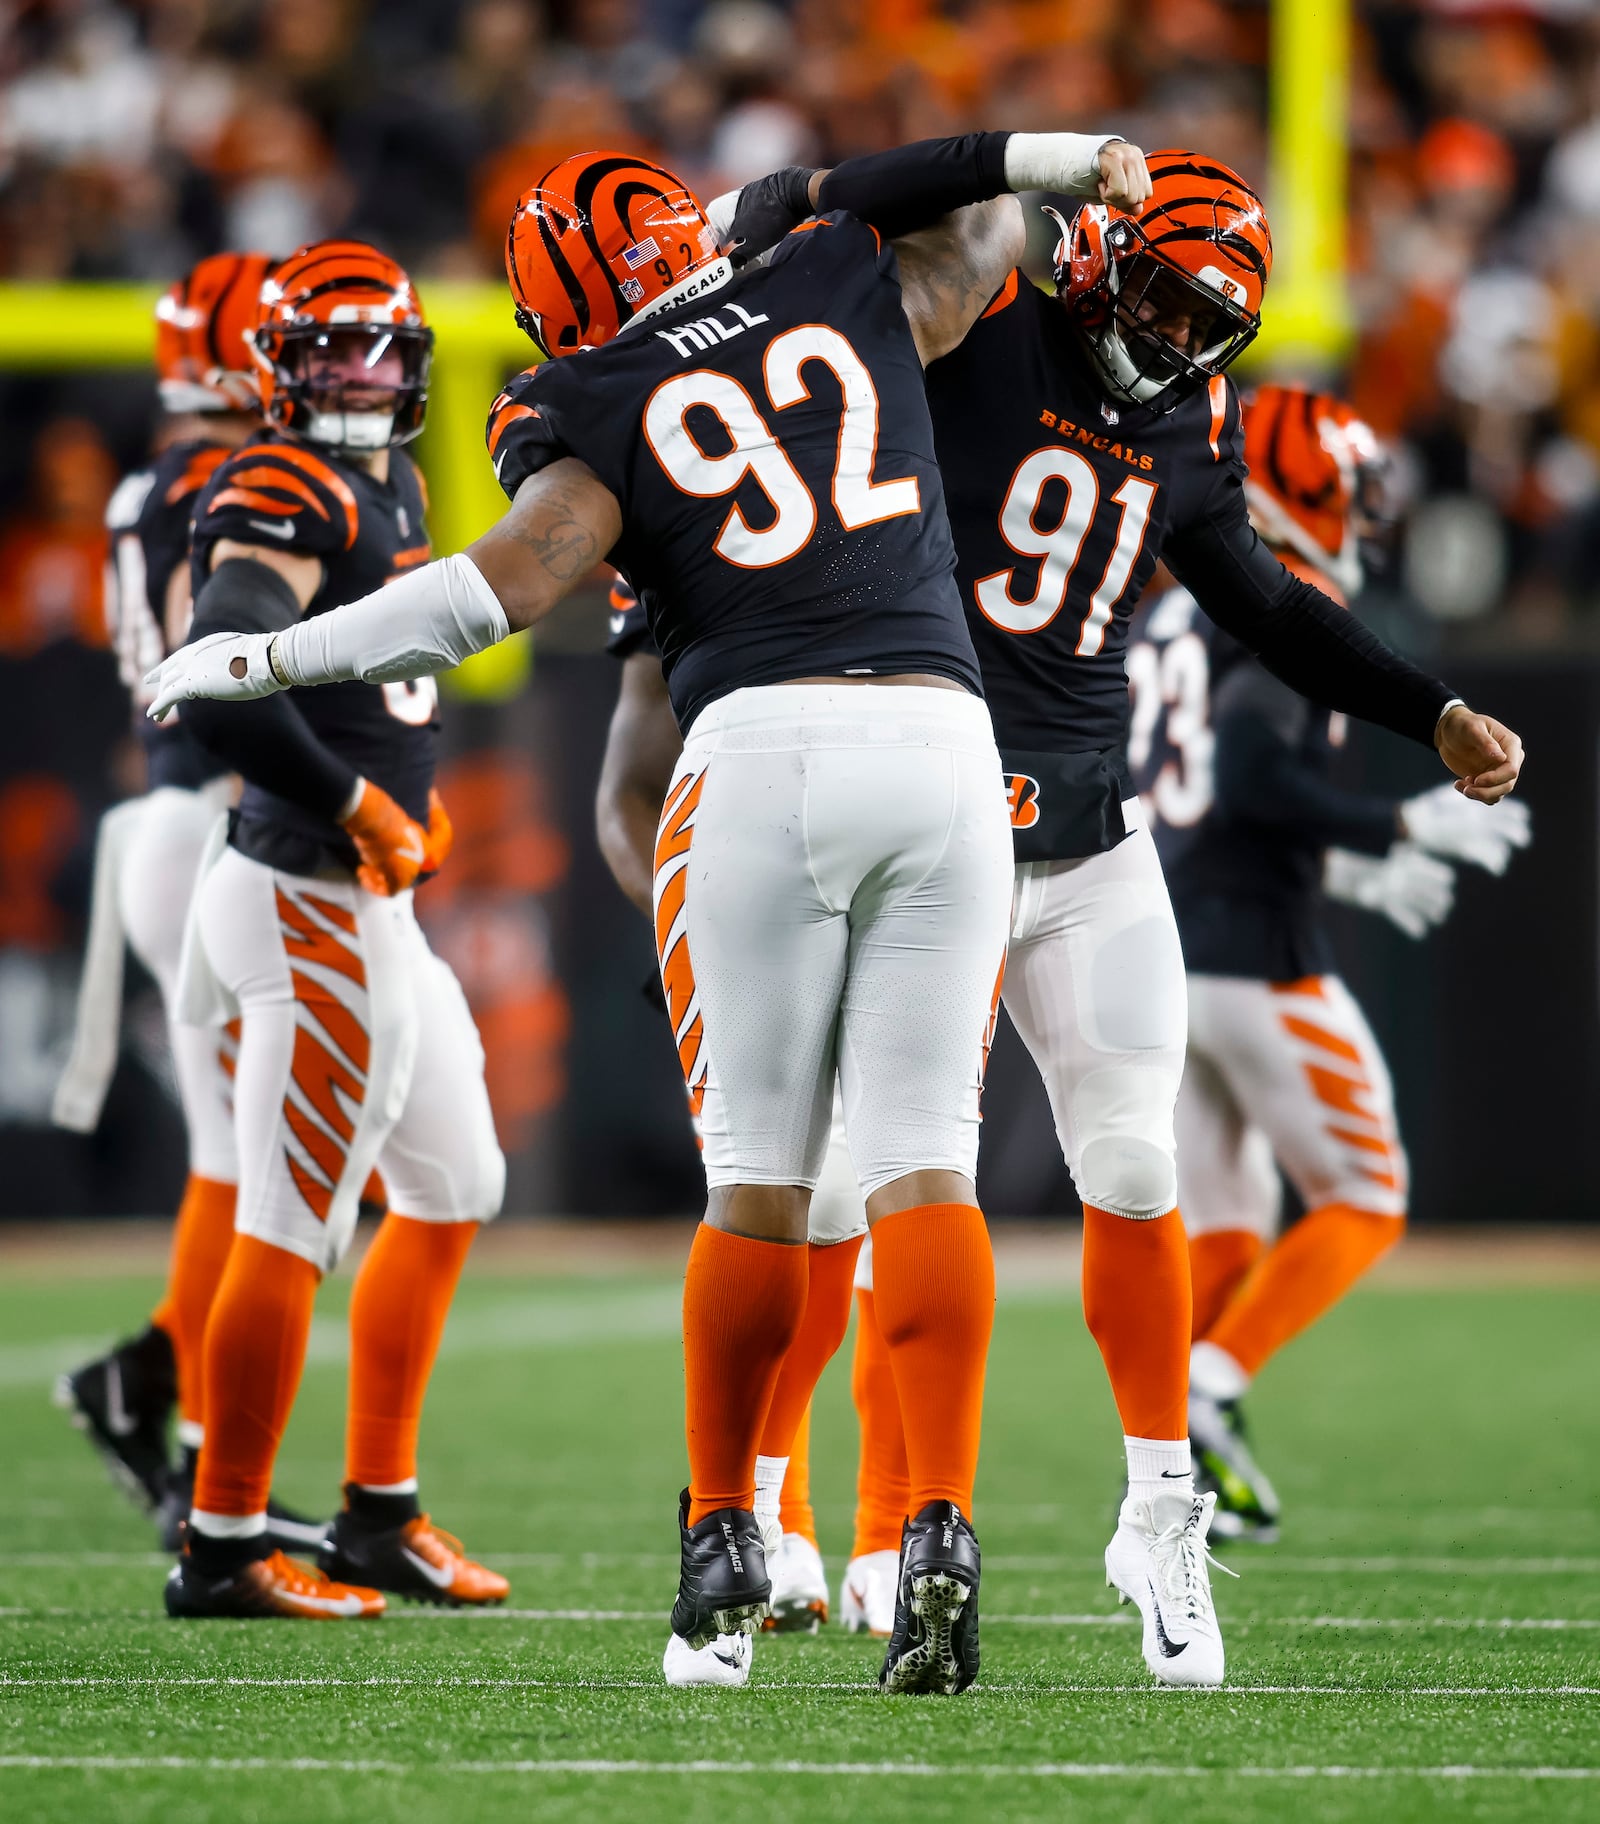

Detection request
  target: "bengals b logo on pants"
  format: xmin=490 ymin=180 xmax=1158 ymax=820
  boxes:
xmin=1005 ymin=773 xmax=1041 ymax=831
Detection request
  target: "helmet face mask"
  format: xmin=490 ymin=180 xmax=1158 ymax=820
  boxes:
xmin=252 ymin=242 xmax=433 ymax=453
xmin=1050 ymin=151 xmax=1272 ymax=416
xmin=264 ymin=321 xmax=432 ymax=451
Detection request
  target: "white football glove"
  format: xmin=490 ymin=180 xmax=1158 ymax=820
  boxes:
xmin=1399 ymin=781 xmax=1532 ymax=875
xmin=145 ymin=630 xmax=284 ymax=722
xmin=1323 ymin=843 xmax=1457 ymax=940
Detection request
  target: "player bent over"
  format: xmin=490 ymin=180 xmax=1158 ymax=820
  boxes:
xmin=160 ymin=242 xmax=507 ymax=1619
xmin=711 ymin=137 xmax=1525 ymax=1686
xmin=143 ymin=150 xmax=1071 ymax=1692
xmin=53 ymin=254 xmax=320 ymax=1556
xmin=1128 ymin=387 xmax=1530 ymax=1539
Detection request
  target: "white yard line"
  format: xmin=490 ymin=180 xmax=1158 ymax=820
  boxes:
xmin=2 ymin=1674 xmax=1595 ymax=1696
xmin=0 ymin=1754 xmax=1596 ymax=1779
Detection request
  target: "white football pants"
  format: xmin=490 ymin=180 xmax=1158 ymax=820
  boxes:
xmin=1000 ymin=805 xmax=1188 ymax=1220
xmin=654 ymin=683 xmax=1013 ymax=1197
xmin=1177 ymin=972 xmax=1408 ymax=1237
xmin=192 ymin=847 xmax=505 ymax=1272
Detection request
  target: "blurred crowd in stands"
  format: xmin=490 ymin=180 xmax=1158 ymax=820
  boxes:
xmin=3 ymin=0 xmax=1600 ymax=646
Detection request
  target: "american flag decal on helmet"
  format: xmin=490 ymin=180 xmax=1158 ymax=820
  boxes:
xmin=622 ymin=237 xmax=661 ymax=269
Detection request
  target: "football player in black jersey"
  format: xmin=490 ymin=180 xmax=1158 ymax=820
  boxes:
xmin=156 ymin=241 xmax=510 ymax=1621
xmin=596 ymin=579 xmax=873 ymax=1666
xmin=1127 ymin=386 xmax=1529 ymax=1541
xmin=144 ymin=138 xmax=1165 ymax=1693
xmin=52 ymin=253 xmax=329 ymax=1556
xmin=691 ymin=134 xmax=1525 ymax=1686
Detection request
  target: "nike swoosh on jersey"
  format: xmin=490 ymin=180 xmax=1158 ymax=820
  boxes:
xmin=400 ymin=1544 xmax=457 ymax=1590
xmin=609 ymin=613 xmax=627 ymax=635
xmin=247 ymin=518 xmax=298 ymax=541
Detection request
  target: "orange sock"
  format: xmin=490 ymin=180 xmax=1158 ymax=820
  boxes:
xmin=871 ymin=1204 xmax=993 ymax=1515
xmin=151 ymin=1175 xmax=238 ymax=1433
xmin=850 ymin=1284 xmax=910 ymax=1556
xmin=345 ymin=1214 xmax=479 ymax=1489
xmin=683 ymin=1224 xmax=809 ymax=1524
xmin=192 ymin=1235 xmax=320 ymax=1518
xmin=1203 ymin=1201 xmax=1403 ymax=1378
xmin=778 ymin=1407 xmax=815 ymax=1545
xmin=1188 ymin=1227 xmax=1263 ymax=1341
xmin=760 ymin=1236 xmax=862 ymax=1459
xmin=1081 ymin=1205 xmax=1191 ymax=1440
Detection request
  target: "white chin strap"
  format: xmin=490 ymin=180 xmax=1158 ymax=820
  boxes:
xmin=306 ymin=410 xmax=395 ymax=451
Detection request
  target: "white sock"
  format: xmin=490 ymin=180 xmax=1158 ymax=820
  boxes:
xmin=355 ymin=1478 xmax=418 ymax=1496
xmin=753 ymin=1455 xmax=787 ymax=1540
xmin=1190 ymin=1340 xmax=1251 ymax=1402
xmin=1124 ymin=1436 xmax=1193 ymax=1506
xmin=175 ymin=1418 xmax=204 ymax=1450
xmin=190 ymin=1508 xmax=267 ymax=1540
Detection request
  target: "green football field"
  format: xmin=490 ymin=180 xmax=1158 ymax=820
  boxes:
xmin=1 ymin=1231 xmax=1597 ymax=1824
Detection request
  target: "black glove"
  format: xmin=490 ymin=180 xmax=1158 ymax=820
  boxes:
xmin=640 ymin=967 xmax=668 ymax=1014
xmin=725 ymin=166 xmax=817 ymax=268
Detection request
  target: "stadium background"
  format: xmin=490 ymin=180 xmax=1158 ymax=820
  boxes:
xmin=0 ymin=0 xmax=1594 ymax=1226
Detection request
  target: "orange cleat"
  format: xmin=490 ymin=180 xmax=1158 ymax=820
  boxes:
xmin=320 ymin=1511 xmax=510 ymax=1607
xmin=165 ymin=1547 xmax=385 ymax=1619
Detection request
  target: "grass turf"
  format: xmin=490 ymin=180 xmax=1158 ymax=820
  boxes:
xmin=1 ymin=1245 xmax=1597 ymax=1823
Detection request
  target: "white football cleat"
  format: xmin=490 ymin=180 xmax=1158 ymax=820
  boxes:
xmin=662 ymin=1628 xmax=753 ymax=1688
xmin=838 ymin=1549 xmax=899 ymax=1637
xmin=1104 ymin=1491 xmax=1235 ymax=1687
xmin=765 ymin=1532 xmax=828 ymax=1633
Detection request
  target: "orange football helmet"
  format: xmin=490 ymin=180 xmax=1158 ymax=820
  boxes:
xmin=251 ymin=240 xmax=433 ymax=451
xmin=154 ymin=252 xmax=277 ymax=414
xmin=506 ymin=151 xmax=724 ymax=357
xmin=1241 ymin=385 xmax=1388 ymax=597
xmin=1051 ymin=149 xmax=1273 ymax=414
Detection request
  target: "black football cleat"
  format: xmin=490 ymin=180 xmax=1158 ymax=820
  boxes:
xmin=668 ymin=1489 xmax=771 ymax=1649
xmin=319 ymin=1489 xmax=508 ymax=1607
xmin=879 ymin=1501 xmax=981 ymax=1695
xmin=165 ymin=1539 xmax=384 ymax=1620
xmin=1190 ymin=1391 xmax=1281 ymax=1543
xmin=55 ymin=1324 xmax=176 ymax=1513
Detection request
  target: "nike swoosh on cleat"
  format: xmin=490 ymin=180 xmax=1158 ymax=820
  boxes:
xmin=400 ymin=1544 xmax=457 ymax=1590
xmin=710 ymin=1647 xmax=740 ymax=1669
xmin=1148 ymin=1580 xmax=1188 ymax=1658
xmin=247 ymin=518 xmax=297 ymax=541
xmin=285 ymin=1589 xmax=369 ymax=1617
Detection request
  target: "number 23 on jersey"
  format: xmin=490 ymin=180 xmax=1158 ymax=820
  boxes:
xmin=642 ymin=325 xmax=920 ymax=569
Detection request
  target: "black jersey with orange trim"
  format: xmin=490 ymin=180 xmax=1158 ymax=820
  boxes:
xmin=107 ymin=439 xmax=234 ymax=791
xmin=189 ymin=437 xmax=440 ymax=874
xmin=486 ymin=211 xmax=981 ymax=733
xmin=1127 ymin=583 xmax=1398 ymax=981
xmin=925 ymin=273 xmax=1246 ymax=861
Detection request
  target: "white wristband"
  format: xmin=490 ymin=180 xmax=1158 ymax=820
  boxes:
xmin=1003 ymin=132 xmax=1124 ymax=198
xmin=274 ymin=552 xmax=510 ymax=687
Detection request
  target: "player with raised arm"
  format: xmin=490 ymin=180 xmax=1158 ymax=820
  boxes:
xmin=702 ymin=136 xmax=1524 ymax=1687
xmin=1127 ymin=385 xmax=1530 ymax=1540
xmin=142 ymin=143 xmax=1154 ymax=1693
xmin=157 ymin=241 xmax=509 ymax=1620
xmin=53 ymin=253 xmax=317 ymax=1556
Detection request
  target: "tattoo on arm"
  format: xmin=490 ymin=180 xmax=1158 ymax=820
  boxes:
xmin=897 ymin=197 xmax=1026 ymax=365
xmin=505 ymin=477 xmax=603 ymax=582
xmin=469 ymin=458 xmax=623 ymax=631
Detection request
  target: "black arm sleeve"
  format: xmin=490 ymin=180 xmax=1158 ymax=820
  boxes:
xmin=1214 ymin=705 xmax=1398 ymax=855
xmin=814 ymin=133 xmax=1013 ymax=243
xmin=181 ymin=559 xmax=359 ymax=818
xmin=1165 ymin=511 xmax=1454 ymax=748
